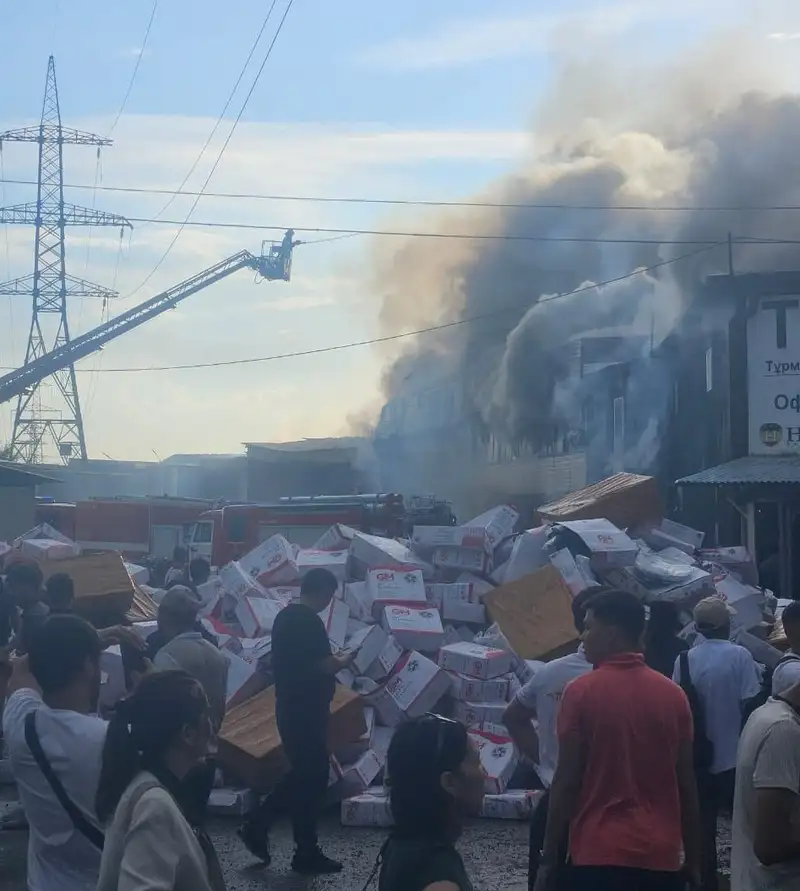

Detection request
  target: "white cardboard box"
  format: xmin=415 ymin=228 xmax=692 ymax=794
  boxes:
xmin=208 ymin=788 xmax=257 ymax=816
xmin=350 ymin=532 xmax=430 ymax=574
xmin=367 ymin=568 xmax=427 ymax=617
xmin=20 ymin=538 xmax=78 ymax=561
xmin=367 ymin=652 xmax=452 ymax=726
xmin=365 ymin=634 xmax=404 ymax=681
xmin=464 ymin=505 xmax=520 ymax=549
xmin=411 ymin=525 xmax=492 ymax=553
xmin=124 ymin=562 xmax=150 ymax=586
xmin=235 ymin=596 xmax=284 ymax=638
xmin=549 ymin=548 xmax=593 ymax=597
xmin=433 ymin=547 xmax=491 ymax=575
xmin=502 ymin=528 xmax=549 ymax=585
xmin=346 ymin=624 xmax=389 ymax=676
xmin=341 ymin=789 xmax=393 ymax=828
xmin=344 ymin=581 xmax=374 ymax=624
xmin=296 ymin=548 xmax=349 ymax=581
xmin=219 ymin=562 xmax=268 ymax=600
xmin=647 ymin=518 xmax=705 ymax=555
xmin=223 ymin=649 xmax=257 ymax=703
xmin=454 ymin=701 xmax=508 ymax=728
xmin=447 ymin=672 xmax=509 ymax=703
xmin=426 ymin=583 xmax=486 ymax=624
xmin=481 ymin=790 xmax=543 ymax=821
xmin=715 ymin=574 xmax=764 ymax=632
xmin=98 ymin=646 xmax=126 ymax=712
xmin=603 ymin=552 xmax=713 ymax=605
xmin=469 ymin=730 xmax=519 ymax=794
xmin=339 ymin=750 xmax=384 ymax=797
xmin=457 ymin=573 xmax=496 ymax=600
xmin=239 ymin=534 xmax=298 ymax=586
xmin=314 ymin=523 xmax=358 ymax=551
xmin=382 ymin=605 xmax=444 ymax=652
xmin=319 ymin=598 xmax=350 ymax=650
xmin=438 ymin=642 xmax=515 ymax=680
xmin=555 ymin=519 xmax=638 ymax=569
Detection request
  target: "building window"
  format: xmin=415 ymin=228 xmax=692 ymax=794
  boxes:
xmin=613 ymin=396 xmax=625 ymax=455
xmin=705 ymin=346 xmax=713 ymax=392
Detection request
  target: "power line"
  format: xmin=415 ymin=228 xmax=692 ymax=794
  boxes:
xmin=8 ymin=175 xmax=800 ymax=213
xmin=123 ymin=0 xmax=295 ymax=299
xmin=66 ymin=215 xmax=800 ymax=246
xmin=109 ymin=0 xmax=159 ymax=136
xmin=41 ymin=242 xmax=721 ymax=375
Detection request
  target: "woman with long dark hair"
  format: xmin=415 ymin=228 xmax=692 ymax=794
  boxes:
xmin=95 ymin=669 xmax=224 ymax=891
xmin=376 ymin=714 xmax=485 ymax=891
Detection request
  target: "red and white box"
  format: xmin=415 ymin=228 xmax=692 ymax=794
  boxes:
xmin=433 ymin=547 xmax=490 ymax=575
xmin=341 ymin=789 xmax=393 ymax=828
xmin=464 ymin=505 xmax=519 ymax=549
xmin=439 ymin=642 xmax=514 ymax=680
xmin=314 ymin=523 xmax=358 ymax=551
xmin=365 ymin=635 xmax=404 ymax=682
xmin=481 ymin=790 xmax=544 ymax=821
xmin=296 ymin=548 xmax=349 ymax=582
xmin=426 ymin=583 xmax=485 ymax=624
xmin=367 ymin=652 xmax=452 ymax=726
xmin=236 ymin=596 xmax=285 ymax=638
xmin=448 ymin=672 xmax=509 ymax=703
xmin=367 ymin=568 xmax=427 ymax=617
xmin=411 ymin=525 xmax=493 ymax=553
xmin=350 ymin=532 xmax=431 ymax=575
xmin=319 ymin=598 xmax=350 ymax=650
xmin=469 ymin=729 xmax=519 ymax=794
xmin=239 ymin=534 xmax=298 ymax=586
xmin=338 ymin=750 xmax=384 ymax=797
xmin=219 ymin=561 xmax=267 ymax=600
xmin=382 ymin=605 xmax=444 ymax=653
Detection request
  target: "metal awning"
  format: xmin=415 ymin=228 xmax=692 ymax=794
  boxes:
xmin=676 ymin=456 xmax=800 ymax=486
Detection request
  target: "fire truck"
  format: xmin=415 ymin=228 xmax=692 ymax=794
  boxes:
xmin=35 ymin=496 xmax=211 ymax=560
xmin=188 ymin=493 xmax=456 ymax=568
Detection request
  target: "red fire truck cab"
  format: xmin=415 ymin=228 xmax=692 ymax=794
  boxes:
xmin=189 ymin=493 xmax=456 ymax=568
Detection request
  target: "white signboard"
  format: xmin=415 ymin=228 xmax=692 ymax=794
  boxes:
xmin=748 ymin=297 xmax=800 ymax=454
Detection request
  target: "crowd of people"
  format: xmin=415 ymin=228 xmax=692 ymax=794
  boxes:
xmin=0 ymin=545 xmax=799 ymax=891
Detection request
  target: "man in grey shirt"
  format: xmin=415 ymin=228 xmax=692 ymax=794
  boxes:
xmin=154 ymin=586 xmax=229 ymax=824
xmin=732 ymin=659 xmax=800 ymax=891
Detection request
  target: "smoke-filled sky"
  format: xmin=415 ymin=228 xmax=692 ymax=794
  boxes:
xmin=371 ymin=5 xmax=800 ymax=449
xmin=2 ymin=0 xmax=800 ymax=460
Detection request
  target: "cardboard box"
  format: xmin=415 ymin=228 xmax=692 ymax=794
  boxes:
xmin=239 ymin=535 xmax=298 ymax=586
xmin=196 ymin=576 xmax=226 ymax=611
xmin=314 ymin=523 xmax=357 ymax=551
xmin=603 ymin=552 xmax=713 ymax=606
xmin=344 ymin=581 xmax=374 ymax=623
xmin=208 ymin=788 xmax=257 ymax=817
xmin=484 ymin=566 xmax=579 ymax=661
xmin=382 ymin=605 xmax=444 ymax=652
xmin=551 ymin=519 xmax=638 ymax=570
xmin=549 ymin=549 xmax=595 ymax=597
xmin=481 ymin=790 xmax=543 ymax=821
xmin=341 ymin=789 xmax=393 ymax=828
xmin=219 ymin=685 xmax=365 ymax=790
xmin=336 ymin=707 xmax=376 ymax=764
xmin=223 ymin=649 xmax=258 ymax=704
xmin=469 ymin=730 xmax=518 ymax=794
xmin=98 ymin=645 xmax=126 ymax=712
xmin=433 ymin=547 xmax=491 ymax=575
xmin=296 ymin=549 xmax=349 ymax=581
xmin=366 ymin=652 xmax=451 ymax=726
xmin=426 ymin=583 xmax=486 ymax=624
xmin=338 ymin=750 xmax=384 ymax=797
xmin=464 ymin=505 xmax=520 ymax=549
xmin=457 ymin=573 xmax=496 ymax=600
xmin=236 ymin=596 xmax=285 ymax=638
xmin=364 ymin=634 xmax=404 ymax=681
xmin=501 ymin=528 xmax=549 ymax=585
xmin=454 ymin=701 xmax=508 ymax=729
xmin=219 ymin=562 xmax=267 ymax=600
xmin=346 ymin=624 xmax=389 ymax=676
xmin=646 ymin=518 xmax=705 ymax=555
xmin=715 ymin=575 xmax=764 ymax=632
xmin=438 ymin=642 xmax=514 ymax=680
xmin=40 ymin=552 xmax=134 ymax=619
xmin=319 ymin=598 xmax=350 ymax=650
xmin=411 ymin=525 xmax=492 ymax=553
xmin=124 ymin=562 xmax=149 ymax=586
xmin=350 ymin=533 xmax=430 ymax=574
xmin=537 ymin=472 xmax=663 ymax=530
xmin=367 ymin=569 xmax=427 ymax=617
xmin=21 ymin=538 xmax=78 ymax=561
xmin=698 ymin=546 xmax=759 ymax=587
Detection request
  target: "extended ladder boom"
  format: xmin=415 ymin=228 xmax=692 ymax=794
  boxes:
xmin=0 ymin=248 xmax=275 ymax=406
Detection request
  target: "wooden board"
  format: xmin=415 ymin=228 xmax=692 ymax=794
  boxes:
xmin=537 ymin=473 xmax=662 ymax=531
xmin=39 ymin=552 xmax=134 ymax=619
xmin=485 ymin=565 xmax=578 ymax=661
xmin=218 ymin=685 xmax=365 ymax=791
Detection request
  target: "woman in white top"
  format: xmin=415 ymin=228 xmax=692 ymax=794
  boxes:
xmin=95 ymin=669 xmax=225 ymax=891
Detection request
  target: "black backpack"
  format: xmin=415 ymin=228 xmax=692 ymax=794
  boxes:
xmin=677 ymin=651 xmax=714 ymax=774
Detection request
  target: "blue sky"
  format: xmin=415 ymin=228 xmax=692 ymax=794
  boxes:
xmin=0 ymin=0 xmax=792 ymax=460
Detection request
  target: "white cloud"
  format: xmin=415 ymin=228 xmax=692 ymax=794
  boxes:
xmin=769 ymin=32 xmax=800 ymax=40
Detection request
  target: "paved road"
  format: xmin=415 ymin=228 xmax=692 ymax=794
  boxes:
xmin=0 ymin=800 xmax=530 ymax=891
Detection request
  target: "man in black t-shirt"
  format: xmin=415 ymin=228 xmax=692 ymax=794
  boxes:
xmin=239 ymin=568 xmax=355 ymax=875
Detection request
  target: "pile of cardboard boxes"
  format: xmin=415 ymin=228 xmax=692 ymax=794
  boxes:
xmin=2 ymin=473 xmax=784 ymax=829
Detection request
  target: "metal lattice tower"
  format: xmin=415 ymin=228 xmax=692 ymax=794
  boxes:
xmin=0 ymin=56 xmax=131 ymax=464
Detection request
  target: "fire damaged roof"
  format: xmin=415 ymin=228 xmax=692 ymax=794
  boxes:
xmin=676 ymin=456 xmax=800 ymax=486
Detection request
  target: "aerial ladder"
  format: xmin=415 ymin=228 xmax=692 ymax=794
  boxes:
xmin=0 ymin=233 xmax=296 ymax=408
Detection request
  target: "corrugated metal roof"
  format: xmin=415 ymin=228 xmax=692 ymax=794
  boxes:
xmin=676 ymin=456 xmax=800 ymax=486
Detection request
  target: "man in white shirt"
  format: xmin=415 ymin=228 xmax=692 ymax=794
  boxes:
xmin=673 ymin=596 xmax=762 ymax=891
xmin=3 ymin=614 xmax=144 ymax=891
xmin=504 ymin=589 xmax=595 ymax=891
xmin=732 ymin=658 xmax=800 ymax=891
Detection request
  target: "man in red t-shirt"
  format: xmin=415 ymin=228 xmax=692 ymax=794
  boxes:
xmin=535 ymin=589 xmax=700 ymax=891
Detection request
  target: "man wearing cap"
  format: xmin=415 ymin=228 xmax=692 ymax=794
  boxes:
xmin=153 ymin=585 xmax=229 ymax=824
xmin=732 ymin=659 xmax=800 ymax=891
xmin=673 ymin=596 xmax=762 ymax=891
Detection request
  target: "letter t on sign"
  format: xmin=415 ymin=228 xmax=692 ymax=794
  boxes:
xmin=763 ymin=299 xmax=800 ymax=349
